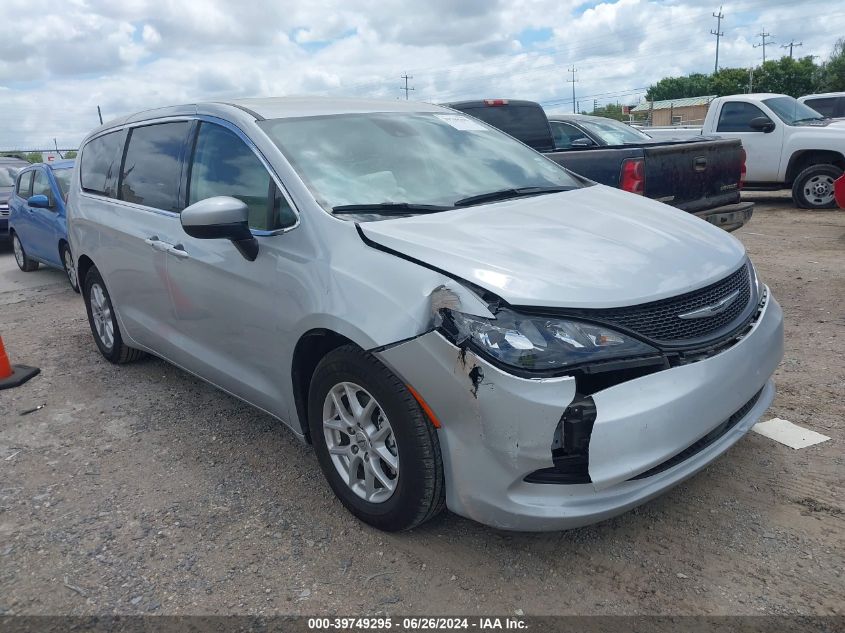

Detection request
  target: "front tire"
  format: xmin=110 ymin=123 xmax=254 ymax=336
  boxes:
xmin=82 ymin=267 xmax=145 ymax=364
xmin=308 ymin=345 xmax=445 ymax=531
xmin=12 ymin=232 xmax=38 ymax=272
xmin=792 ymin=164 xmax=842 ymax=209
xmin=61 ymin=243 xmax=80 ymax=293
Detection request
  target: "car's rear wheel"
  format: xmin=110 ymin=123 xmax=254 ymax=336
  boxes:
xmin=12 ymin=232 xmax=38 ymax=272
xmin=792 ymin=164 xmax=843 ymax=209
xmin=83 ymin=267 xmax=145 ymax=364
xmin=308 ymin=345 xmax=445 ymax=531
xmin=61 ymin=243 xmax=79 ymax=293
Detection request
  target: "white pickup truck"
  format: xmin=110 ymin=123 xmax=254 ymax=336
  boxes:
xmin=643 ymin=93 xmax=845 ymax=208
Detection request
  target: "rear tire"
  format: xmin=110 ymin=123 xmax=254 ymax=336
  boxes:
xmin=60 ymin=243 xmax=80 ymax=293
xmin=791 ymin=164 xmax=842 ymax=209
xmin=308 ymin=344 xmax=445 ymax=531
xmin=82 ymin=267 xmax=146 ymax=364
xmin=12 ymin=232 xmax=38 ymax=272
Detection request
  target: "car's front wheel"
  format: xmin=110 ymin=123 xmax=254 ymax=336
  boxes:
xmin=12 ymin=232 xmax=38 ymax=272
xmin=308 ymin=345 xmax=445 ymax=531
xmin=792 ymin=164 xmax=843 ymax=209
xmin=82 ymin=267 xmax=145 ymax=364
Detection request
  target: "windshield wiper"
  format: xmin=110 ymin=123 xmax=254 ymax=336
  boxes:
xmin=332 ymin=202 xmax=453 ymax=215
xmin=454 ymin=185 xmax=574 ymax=207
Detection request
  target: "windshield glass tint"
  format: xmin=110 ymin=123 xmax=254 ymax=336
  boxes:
xmin=259 ymin=112 xmax=581 ymax=209
xmin=763 ymin=96 xmax=825 ymax=124
xmin=574 ymin=118 xmax=653 ymax=144
xmin=0 ymin=166 xmax=20 ymax=187
xmin=52 ymin=168 xmax=73 ymax=196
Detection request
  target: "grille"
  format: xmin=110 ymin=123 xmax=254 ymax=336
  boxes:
xmin=583 ymin=262 xmax=752 ymax=345
xmin=630 ymin=388 xmax=762 ymax=481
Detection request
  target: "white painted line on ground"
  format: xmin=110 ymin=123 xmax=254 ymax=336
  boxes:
xmin=752 ymin=418 xmax=831 ymax=449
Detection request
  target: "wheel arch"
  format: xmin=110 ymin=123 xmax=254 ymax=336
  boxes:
xmin=785 ymin=150 xmax=845 ymax=184
xmin=291 ymin=328 xmax=361 ymax=443
xmin=76 ymin=254 xmax=96 ymax=287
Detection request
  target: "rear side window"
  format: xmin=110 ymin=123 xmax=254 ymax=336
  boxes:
xmin=187 ymin=122 xmax=296 ymax=230
xmin=80 ymin=131 xmax=123 ymax=196
xmin=16 ymin=171 xmax=33 ymax=198
xmin=716 ymin=102 xmax=767 ymax=132
xmin=803 ymin=97 xmax=836 ymax=118
xmin=120 ymin=121 xmax=191 ymax=212
xmin=455 ymin=105 xmax=554 ymax=152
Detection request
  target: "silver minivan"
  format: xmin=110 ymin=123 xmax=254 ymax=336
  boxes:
xmin=67 ymin=97 xmax=784 ymax=531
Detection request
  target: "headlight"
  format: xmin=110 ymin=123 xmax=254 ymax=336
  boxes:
xmin=442 ymin=307 xmax=659 ymax=371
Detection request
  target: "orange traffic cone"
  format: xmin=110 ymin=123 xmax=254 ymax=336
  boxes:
xmin=0 ymin=335 xmax=40 ymax=390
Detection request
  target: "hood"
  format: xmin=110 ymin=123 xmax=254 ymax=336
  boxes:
xmin=0 ymin=187 xmax=12 ymax=204
xmin=359 ymin=185 xmax=747 ymax=309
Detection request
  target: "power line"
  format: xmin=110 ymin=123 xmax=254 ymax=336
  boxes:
xmin=711 ymin=6 xmax=724 ymax=73
xmin=400 ymin=74 xmax=414 ymax=100
xmin=781 ymin=40 xmax=803 ymax=58
xmin=566 ymin=66 xmax=578 ymax=114
xmin=753 ymin=28 xmax=774 ymax=63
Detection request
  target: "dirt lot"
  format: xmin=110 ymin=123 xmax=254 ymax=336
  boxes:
xmin=0 ymin=194 xmax=843 ymax=617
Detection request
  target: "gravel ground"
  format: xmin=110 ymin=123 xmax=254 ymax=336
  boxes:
xmin=0 ymin=194 xmax=842 ymax=617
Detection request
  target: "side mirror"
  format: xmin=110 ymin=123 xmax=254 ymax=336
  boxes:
xmin=180 ymin=196 xmax=259 ymax=261
xmin=27 ymin=194 xmax=51 ymax=208
xmin=749 ymin=116 xmax=775 ymax=133
xmin=571 ymin=137 xmax=595 ymax=147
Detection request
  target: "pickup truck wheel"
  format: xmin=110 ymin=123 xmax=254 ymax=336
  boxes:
xmin=12 ymin=232 xmax=39 ymax=272
xmin=308 ymin=344 xmax=445 ymax=531
xmin=792 ymin=164 xmax=843 ymax=209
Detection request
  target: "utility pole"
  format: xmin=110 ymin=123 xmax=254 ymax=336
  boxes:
xmin=711 ymin=6 xmax=724 ymax=73
xmin=748 ymin=66 xmax=754 ymax=93
xmin=399 ymin=74 xmax=414 ymax=100
xmin=567 ymin=66 xmax=577 ymax=114
xmin=781 ymin=40 xmax=802 ymax=58
xmin=753 ymin=28 xmax=774 ymax=63
xmin=97 ymin=105 xmax=103 ymax=125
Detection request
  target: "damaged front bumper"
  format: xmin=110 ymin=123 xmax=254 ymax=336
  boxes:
xmin=376 ymin=290 xmax=783 ymax=531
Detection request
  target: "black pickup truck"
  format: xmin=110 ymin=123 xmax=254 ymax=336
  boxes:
xmin=444 ymin=99 xmax=753 ymax=231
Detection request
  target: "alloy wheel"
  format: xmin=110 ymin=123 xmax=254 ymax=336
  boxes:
xmin=89 ymin=283 xmax=114 ymax=350
xmin=64 ymin=248 xmax=77 ymax=288
xmin=322 ymin=381 xmax=399 ymax=503
xmin=13 ymin=235 xmax=25 ymax=268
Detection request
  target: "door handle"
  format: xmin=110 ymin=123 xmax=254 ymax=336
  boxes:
xmin=144 ymin=236 xmax=170 ymax=252
xmin=167 ymin=244 xmax=189 ymax=259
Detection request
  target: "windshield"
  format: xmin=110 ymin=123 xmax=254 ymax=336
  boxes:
xmin=763 ymin=96 xmax=825 ymax=124
xmin=52 ymin=167 xmax=73 ymax=197
xmin=0 ymin=166 xmax=21 ymax=188
xmin=258 ymin=112 xmax=581 ymax=210
xmin=574 ymin=118 xmax=653 ymax=145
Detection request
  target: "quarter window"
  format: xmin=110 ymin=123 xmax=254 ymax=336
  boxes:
xmin=80 ymin=131 xmax=123 ymax=196
xmin=120 ymin=121 xmax=191 ymax=212
xmin=188 ymin=122 xmax=295 ymax=230
xmin=716 ymin=102 xmax=768 ymax=132
xmin=16 ymin=171 xmax=33 ymax=198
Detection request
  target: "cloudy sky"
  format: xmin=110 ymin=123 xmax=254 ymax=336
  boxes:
xmin=1 ymin=0 xmax=842 ymax=149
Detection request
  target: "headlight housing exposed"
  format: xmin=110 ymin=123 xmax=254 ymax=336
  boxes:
xmin=442 ymin=307 xmax=659 ymax=371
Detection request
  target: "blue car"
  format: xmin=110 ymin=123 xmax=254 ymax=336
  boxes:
xmin=9 ymin=160 xmax=79 ymax=291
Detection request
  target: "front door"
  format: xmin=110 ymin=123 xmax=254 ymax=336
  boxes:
xmin=160 ymin=120 xmax=300 ymax=417
xmin=714 ymin=101 xmax=785 ymax=182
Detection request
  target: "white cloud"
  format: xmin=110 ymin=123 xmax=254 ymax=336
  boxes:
xmin=0 ymin=0 xmax=841 ymax=148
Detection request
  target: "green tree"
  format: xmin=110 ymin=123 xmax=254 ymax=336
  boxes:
xmin=646 ymin=73 xmax=713 ymax=101
xmin=711 ymin=68 xmax=750 ymax=97
xmin=64 ymin=150 xmax=77 ymax=159
xmin=752 ymin=56 xmax=820 ymax=97
xmin=25 ymin=151 xmax=43 ymax=163
xmin=590 ymin=103 xmax=626 ymax=121
xmin=821 ymin=37 xmax=845 ymax=91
